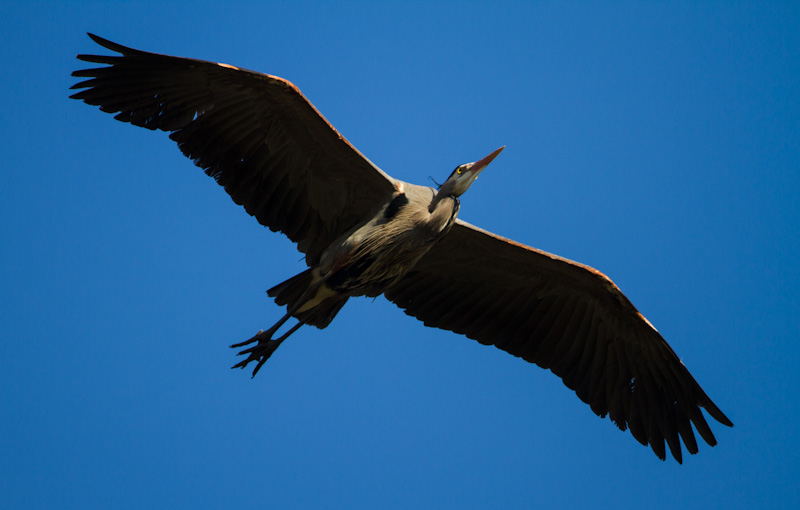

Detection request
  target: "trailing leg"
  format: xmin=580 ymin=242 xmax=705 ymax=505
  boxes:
xmin=230 ymin=269 xmax=350 ymax=377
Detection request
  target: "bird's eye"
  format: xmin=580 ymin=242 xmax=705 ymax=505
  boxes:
xmin=456 ymin=167 xmax=463 ymax=174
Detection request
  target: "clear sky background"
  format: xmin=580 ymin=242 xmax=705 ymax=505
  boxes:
xmin=2 ymin=1 xmax=799 ymax=508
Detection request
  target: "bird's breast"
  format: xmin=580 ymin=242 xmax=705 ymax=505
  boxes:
xmin=322 ymin=193 xmax=458 ymax=296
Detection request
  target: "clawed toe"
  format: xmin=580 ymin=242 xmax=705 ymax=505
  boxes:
xmin=230 ymin=330 xmax=266 ymax=349
xmin=231 ymin=329 xmax=285 ymax=377
xmin=230 ymin=318 xmax=306 ymax=377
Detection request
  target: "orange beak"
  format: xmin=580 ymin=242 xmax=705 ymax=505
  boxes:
xmin=467 ymin=146 xmax=505 ymax=177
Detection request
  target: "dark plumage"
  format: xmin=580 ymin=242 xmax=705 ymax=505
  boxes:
xmin=71 ymin=33 xmax=732 ymax=463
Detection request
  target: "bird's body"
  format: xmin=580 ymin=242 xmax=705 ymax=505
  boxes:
xmin=71 ymin=34 xmax=732 ymax=463
xmin=317 ymin=183 xmax=459 ymax=299
xmin=250 ymin=183 xmax=458 ymax=348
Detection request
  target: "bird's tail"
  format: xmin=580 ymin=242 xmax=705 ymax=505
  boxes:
xmin=268 ymin=269 xmax=347 ymax=329
xmin=268 ymin=269 xmax=313 ymax=307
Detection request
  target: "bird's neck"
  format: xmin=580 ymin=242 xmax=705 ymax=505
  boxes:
xmin=429 ymin=187 xmax=455 ymax=213
xmin=428 ymin=191 xmax=460 ymax=233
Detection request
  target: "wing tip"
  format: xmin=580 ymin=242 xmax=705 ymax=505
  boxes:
xmin=86 ymin=32 xmax=125 ymax=53
xmin=80 ymin=32 xmax=146 ymax=58
xmin=704 ymin=401 xmax=734 ymax=428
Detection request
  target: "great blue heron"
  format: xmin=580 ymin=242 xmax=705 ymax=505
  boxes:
xmin=71 ymin=33 xmax=732 ymax=463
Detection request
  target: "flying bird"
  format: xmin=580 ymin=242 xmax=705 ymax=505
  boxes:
xmin=71 ymin=33 xmax=732 ymax=463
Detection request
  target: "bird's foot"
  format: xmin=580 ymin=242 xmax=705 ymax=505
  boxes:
xmin=231 ymin=329 xmax=284 ymax=377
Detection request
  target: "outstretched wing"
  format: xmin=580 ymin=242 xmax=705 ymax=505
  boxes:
xmin=385 ymin=219 xmax=733 ymax=463
xmin=71 ymin=34 xmax=397 ymax=264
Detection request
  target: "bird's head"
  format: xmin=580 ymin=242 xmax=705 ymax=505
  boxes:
xmin=438 ymin=146 xmax=505 ymax=197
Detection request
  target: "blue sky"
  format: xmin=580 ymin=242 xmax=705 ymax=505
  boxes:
xmin=2 ymin=1 xmax=799 ymax=508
